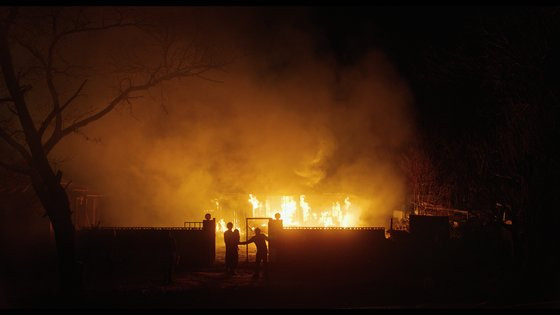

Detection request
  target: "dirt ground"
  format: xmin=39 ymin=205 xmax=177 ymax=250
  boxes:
xmin=5 ymin=244 xmax=560 ymax=309
xmin=13 ymin=265 xmax=559 ymax=309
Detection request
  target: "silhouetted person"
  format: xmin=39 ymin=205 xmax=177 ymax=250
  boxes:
xmin=239 ymin=227 xmax=269 ymax=278
xmin=162 ymin=231 xmax=177 ymax=284
xmin=224 ymin=222 xmax=239 ymax=275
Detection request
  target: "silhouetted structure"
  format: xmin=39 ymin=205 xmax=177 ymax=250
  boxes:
xmin=66 ymin=181 xmax=103 ymax=230
xmin=270 ymin=226 xmax=387 ymax=282
xmin=409 ymin=215 xmax=449 ymax=243
xmin=203 ymin=213 xmax=216 ymax=266
xmin=162 ymin=231 xmax=177 ymax=284
xmin=268 ymin=213 xmax=283 ymax=263
xmin=76 ymin=216 xmax=215 ymax=285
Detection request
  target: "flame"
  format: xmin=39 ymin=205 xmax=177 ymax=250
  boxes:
xmin=248 ymin=194 xmax=260 ymax=217
xmin=344 ymin=196 xmax=351 ymax=211
xmin=217 ymin=218 xmax=228 ymax=233
xmin=247 ymin=194 xmax=359 ymax=227
xmin=281 ymin=196 xmax=299 ymax=225
xmin=320 ymin=211 xmax=334 ymax=227
xmin=216 ymin=218 xmax=243 ymax=237
xmin=300 ymin=195 xmax=310 ymax=223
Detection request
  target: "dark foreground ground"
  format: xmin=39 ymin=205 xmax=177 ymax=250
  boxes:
xmin=5 ymin=249 xmax=560 ymax=309
xmin=3 ymin=242 xmax=560 ymax=309
xmin=9 ymin=263 xmax=560 ymax=309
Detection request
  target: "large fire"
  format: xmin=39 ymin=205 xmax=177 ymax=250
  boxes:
xmin=248 ymin=194 xmax=358 ymax=228
xmin=213 ymin=194 xmax=363 ymax=234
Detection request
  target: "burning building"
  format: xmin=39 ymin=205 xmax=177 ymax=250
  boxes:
xmin=210 ymin=193 xmax=370 ymax=234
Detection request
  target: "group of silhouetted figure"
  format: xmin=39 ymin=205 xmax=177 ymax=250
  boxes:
xmin=224 ymin=222 xmax=269 ymax=279
xmin=157 ymin=223 xmax=269 ymax=285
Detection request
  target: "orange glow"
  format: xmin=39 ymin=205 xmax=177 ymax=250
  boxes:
xmin=247 ymin=194 xmax=359 ymax=227
xmin=47 ymin=11 xmax=413 ymax=229
xmin=217 ymin=218 xmax=228 ymax=233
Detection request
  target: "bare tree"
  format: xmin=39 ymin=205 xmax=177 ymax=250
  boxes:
xmin=400 ymin=142 xmax=453 ymax=215
xmin=476 ymin=9 xmax=560 ymax=288
xmin=0 ymin=7 xmax=225 ymax=295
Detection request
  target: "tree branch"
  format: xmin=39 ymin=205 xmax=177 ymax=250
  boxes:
xmin=13 ymin=37 xmax=47 ymax=67
xmin=0 ymin=125 xmax=31 ymax=162
xmin=18 ymin=11 xmax=137 ymax=142
xmin=35 ymin=11 xmax=139 ymax=141
xmin=0 ymin=159 xmax=30 ymax=175
xmin=43 ymin=65 xmax=219 ymax=154
xmin=0 ymin=96 xmax=13 ymax=103
xmin=38 ymin=79 xmax=87 ymax=138
xmin=0 ymin=27 xmax=44 ymax=165
xmin=45 ymin=70 xmax=62 ymax=133
xmin=51 ymin=21 xmax=138 ymax=52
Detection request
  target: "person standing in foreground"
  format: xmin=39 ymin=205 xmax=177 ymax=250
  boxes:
xmin=239 ymin=228 xmax=269 ymax=278
xmin=224 ymin=222 xmax=239 ymax=275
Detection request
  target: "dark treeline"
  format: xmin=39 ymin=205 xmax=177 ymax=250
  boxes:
xmin=393 ymin=7 xmax=559 ymax=298
xmin=313 ymin=6 xmax=560 ymax=299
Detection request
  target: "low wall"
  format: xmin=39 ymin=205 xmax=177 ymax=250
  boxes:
xmin=268 ymin=223 xmax=389 ymax=281
xmin=76 ymin=223 xmax=215 ymax=283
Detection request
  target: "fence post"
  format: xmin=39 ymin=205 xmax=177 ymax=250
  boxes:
xmin=268 ymin=213 xmax=283 ymax=264
xmin=202 ymin=214 xmax=216 ymax=266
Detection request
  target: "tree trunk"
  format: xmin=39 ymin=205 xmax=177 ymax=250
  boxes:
xmin=31 ymin=172 xmax=79 ymax=296
xmin=1 ymin=22 xmax=80 ymax=297
xmin=50 ymin=208 xmax=78 ymax=296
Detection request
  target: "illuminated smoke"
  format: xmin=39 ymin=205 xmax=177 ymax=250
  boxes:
xmin=50 ymin=8 xmax=415 ymax=228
